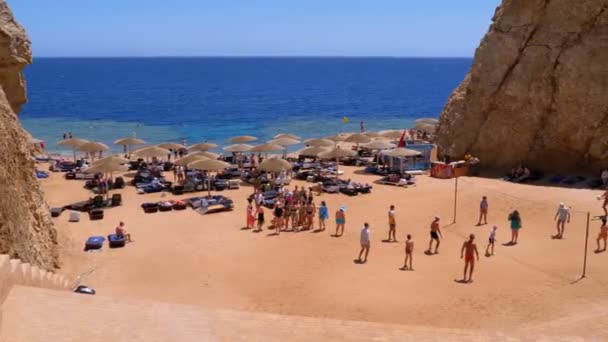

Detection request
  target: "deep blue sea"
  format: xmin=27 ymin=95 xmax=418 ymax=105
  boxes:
xmin=20 ymin=57 xmax=471 ymax=153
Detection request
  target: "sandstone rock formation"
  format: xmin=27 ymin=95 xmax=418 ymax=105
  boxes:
xmin=436 ymin=0 xmax=608 ymax=173
xmin=0 ymin=0 xmax=58 ymax=270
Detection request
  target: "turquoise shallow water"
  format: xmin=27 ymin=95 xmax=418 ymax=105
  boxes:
xmin=20 ymin=57 xmax=471 ymax=153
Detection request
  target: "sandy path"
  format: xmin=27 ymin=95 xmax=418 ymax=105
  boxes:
xmin=40 ymin=165 xmax=608 ymax=332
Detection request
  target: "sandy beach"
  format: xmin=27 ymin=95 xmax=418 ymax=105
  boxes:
xmin=40 ymin=163 xmax=608 ymax=336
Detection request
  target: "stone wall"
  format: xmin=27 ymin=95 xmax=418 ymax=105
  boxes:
xmin=435 ymin=0 xmax=608 ymax=173
xmin=0 ymin=0 xmax=59 ymax=270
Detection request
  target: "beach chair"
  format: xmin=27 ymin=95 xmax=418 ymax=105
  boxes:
xmin=69 ymin=211 xmax=80 ymax=222
xmin=89 ymin=209 xmax=104 ymax=220
xmin=141 ymin=202 xmax=159 ymax=213
xmin=158 ymin=201 xmax=173 ymax=212
xmin=107 ymin=234 xmax=126 ymax=248
xmin=111 ymin=194 xmax=122 ymax=207
xmin=50 ymin=207 xmax=64 ymax=218
xmin=172 ymin=200 xmax=187 ymax=210
xmin=84 ymin=236 xmax=105 ymax=251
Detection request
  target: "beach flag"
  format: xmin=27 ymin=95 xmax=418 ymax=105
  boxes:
xmin=342 ymin=116 xmax=349 ymax=123
xmin=397 ymin=130 xmax=406 ymax=148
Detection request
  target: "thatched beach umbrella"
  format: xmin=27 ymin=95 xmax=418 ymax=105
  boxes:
xmin=77 ymin=141 xmax=109 ymax=160
xmin=57 ymin=138 xmax=89 ymax=161
xmin=188 ymin=159 xmax=231 ymax=196
xmin=318 ymin=147 xmax=356 ymax=178
xmin=223 ymin=144 xmax=254 ymax=153
xmin=229 ymin=135 xmax=257 ymax=143
xmin=249 ymin=143 xmax=284 ymax=153
xmin=268 ymin=137 xmax=301 ymax=146
xmin=304 ymin=138 xmax=334 ymax=147
xmin=29 ymin=137 xmax=44 ymax=144
xmin=259 ymin=158 xmax=292 ymax=173
xmin=132 ymin=146 xmax=171 ymax=159
xmin=326 ymin=133 xmax=353 ymax=142
xmin=362 ymin=140 xmax=395 ymax=150
xmin=93 ymin=155 xmax=130 ymax=166
xmin=297 ymin=146 xmax=330 ymax=157
xmin=158 ymin=142 xmax=186 ymax=150
xmin=345 ymin=133 xmax=371 ymax=144
xmin=188 ymin=142 xmax=218 ymax=151
xmin=415 ymin=122 xmax=437 ymax=134
xmin=174 ymin=154 xmax=209 ymax=167
xmin=415 ymin=118 xmax=439 ymax=125
xmin=379 ymin=129 xmax=405 ymax=140
xmin=274 ymin=133 xmax=301 ymax=140
xmin=114 ymin=137 xmax=145 ymax=156
xmin=194 ymin=151 xmax=219 ymax=160
xmin=84 ymin=162 xmax=129 ymax=199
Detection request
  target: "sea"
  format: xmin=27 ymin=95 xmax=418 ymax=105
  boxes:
xmin=20 ymin=57 xmax=471 ymax=153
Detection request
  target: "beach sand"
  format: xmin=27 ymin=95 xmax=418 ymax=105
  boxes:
xmin=40 ymin=165 xmax=608 ymax=335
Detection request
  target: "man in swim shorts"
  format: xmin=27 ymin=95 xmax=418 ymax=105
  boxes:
xmin=461 ymin=233 xmax=479 ymax=283
xmin=357 ymin=223 xmax=371 ymax=263
xmin=387 ymin=205 xmax=397 ymax=242
xmin=427 ymin=216 xmax=442 ymax=254
xmin=115 ymin=221 xmax=132 ymax=242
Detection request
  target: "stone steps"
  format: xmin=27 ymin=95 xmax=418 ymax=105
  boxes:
xmin=0 ymin=286 xmax=583 ymax=342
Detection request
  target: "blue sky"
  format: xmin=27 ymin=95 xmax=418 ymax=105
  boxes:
xmin=11 ymin=0 xmax=501 ymax=57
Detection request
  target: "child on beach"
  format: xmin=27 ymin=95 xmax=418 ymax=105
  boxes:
xmin=596 ymin=217 xmax=608 ymax=252
xmin=318 ymin=201 xmax=329 ymax=231
xmin=485 ymin=225 xmax=497 ymax=256
xmin=402 ymin=234 xmax=414 ymax=270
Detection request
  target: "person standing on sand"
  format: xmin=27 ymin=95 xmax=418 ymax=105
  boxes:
xmin=335 ymin=207 xmax=346 ymax=236
xmin=596 ymin=217 xmax=608 ymax=252
xmin=460 ymin=234 xmax=479 ymax=283
xmin=255 ymin=206 xmax=265 ymax=232
xmin=246 ymin=198 xmax=255 ymax=229
xmin=485 ymin=225 xmax=497 ymax=256
xmin=477 ymin=196 xmax=488 ymax=226
xmin=63 ymin=132 xmax=67 ymax=140
xmin=508 ymin=210 xmax=522 ymax=244
xmin=553 ymin=203 xmax=570 ymax=239
xmin=318 ymin=201 xmax=329 ymax=231
xmin=600 ymin=189 xmax=608 ymax=217
xmin=357 ymin=223 xmax=371 ymax=263
xmin=427 ymin=216 xmax=442 ymax=254
xmin=387 ymin=205 xmax=397 ymax=242
xmin=402 ymin=234 xmax=414 ymax=270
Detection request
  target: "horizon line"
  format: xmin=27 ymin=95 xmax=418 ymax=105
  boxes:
xmin=32 ymin=55 xmax=474 ymax=59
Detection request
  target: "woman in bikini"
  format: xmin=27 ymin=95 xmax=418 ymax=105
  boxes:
xmin=306 ymin=200 xmax=316 ymax=231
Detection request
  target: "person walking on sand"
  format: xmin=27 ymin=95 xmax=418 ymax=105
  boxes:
xmin=246 ymin=198 xmax=255 ymax=229
xmin=387 ymin=205 xmax=397 ymax=242
xmin=427 ymin=216 xmax=442 ymax=254
xmin=255 ymin=206 xmax=265 ymax=232
xmin=596 ymin=217 xmax=608 ymax=252
xmin=477 ymin=196 xmax=488 ymax=226
xmin=318 ymin=201 xmax=329 ymax=231
xmin=508 ymin=210 xmax=522 ymax=245
xmin=553 ymin=203 xmax=570 ymax=239
xmin=485 ymin=225 xmax=497 ymax=256
xmin=357 ymin=223 xmax=371 ymax=263
xmin=461 ymin=234 xmax=479 ymax=283
xmin=335 ymin=207 xmax=346 ymax=236
xmin=402 ymin=234 xmax=414 ymax=270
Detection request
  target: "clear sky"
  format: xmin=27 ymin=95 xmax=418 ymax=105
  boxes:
xmin=11 ymin=0 xmax=501 ymax=57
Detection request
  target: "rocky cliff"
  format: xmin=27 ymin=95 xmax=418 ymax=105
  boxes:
xmin=0 ymin=0 xmax=58 ymax=270
xmin=436 ymin=0 xmax=608 ymax=172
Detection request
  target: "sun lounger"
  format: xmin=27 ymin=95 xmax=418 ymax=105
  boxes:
xmin=158 ymin=201 xmax=173 ymax=212
xmin=172 ymin=200 xmax=187 ymax=210
xmin=84 ymin=236 xmax=105 ymax=251
xmin=50 ymin=207 xmax=63 ymax=218
xmin=89 ymin=209 xmax=104 ymax=220
xmin=69 ymin=211 xmax=80 ymax=222
xmin=65 ymin=171 xmax=97 ymax=180
xmin=378 ymin=174 xmax=412 ymax=187
xmin=107 ymin=234 xmax=126 ymax=248
xmin=36 ymin=170 xmax=49 ymax=179
xmin=141 ymin=202 xmax=159 ymax=213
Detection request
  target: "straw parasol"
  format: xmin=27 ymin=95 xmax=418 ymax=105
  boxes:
xmin=29 ymin=137 xmax=44 ymax=144
xmin=415 ymin=118 xmax=439 ymax=125
xmin=274 ymin=133 xmax=301 ymax=140
xmin=268 ymin=137 xmax=301 ymax=146
xmin=174 ymin=154 xmax=209 ymax=167
xmin=297 ymin=146 xmax=330 ymax=156
xmin=188 ymin=159 xmax=231 ymax=196
xmin=258 ymin=158 xmax=292 ymax=173
xmin=188 ymin=142 xmax=218 ymax=151
xmin=92 ymin=155 xmax=130 ymax=165
xmin=114 ymin=137 xmax=145 ymax=146
xmin=158 ymin=142 xmax=186 ymax=150
xmin=132 ymin=146 xmax=171 ymax=159
xmin=77 ymin=141 xmax=109 ymax=160
xmin=325 ymin=133 xmax=353 ymax=142
xmin=249 ymin=143 xmax=284 ymax=153
xmin=345 ymin=133 xmax=371 ymax=144
xmin=57 ymin=138 xmax=89 ymax=161
xmin=362 ymin=140 xmax=396 ymax=150
xmin=194 ymin=151 xmax=219 ymax=159
xmin=304 ymin=138 xmax=334 ymax=147
xmin=415 ymin=122 xmax=437 ymax=133
xmin=229 ymin=135 xmax=257 ymax=143
xmin=383 ymin=148 xmax=421 ymax=158
xmin=379 ymin=129 xmax=405 ymax=140
xmin=84 ymin=162 xmax=129 ymax=199
xmin=318 ymin=147 xmax=356 ymax=178
xmin=223 ymin=144 xmax=254 ymax=153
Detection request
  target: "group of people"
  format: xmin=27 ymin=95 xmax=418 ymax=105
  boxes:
xmin=245 ymin=185 xmax=347 ymax=236
xmin=507 ymin=165 xmax=531 ymax=183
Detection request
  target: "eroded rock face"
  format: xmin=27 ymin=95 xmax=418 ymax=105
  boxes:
xmin=436 ymin=0 xmax=608 ymax=172
xmin=0 ymin=0 xmax=58 ymax=270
